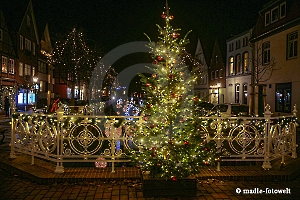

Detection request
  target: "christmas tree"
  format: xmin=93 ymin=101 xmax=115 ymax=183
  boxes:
xmin=130 ymin=1 xmax=217 ymax=180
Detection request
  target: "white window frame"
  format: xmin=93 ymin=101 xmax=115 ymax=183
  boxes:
xmin=287 ymin=31 xmax=298 ymax=59
xmin=219 ymin=69 xmax=223 ymax=78
xmin=271 ymin=6 xmax=279 ymax=23
xmin=265 ymin=11 xmax=270 ymax=26
xmin=19 ymin=62 xmax=24 ymax=76
xmin=9 ymin=59 xmax=14 ymax=74
xmin=25 ymin=38 xmax=31 ymax=51
xmin=215 ymin=70 xmax=218 ymax=79
xmin=262 ymin=42 xmax=271 ymax=65
xmin=280 ymin=2 xmax=286 ymax=19
xmin=229 ymin=56 xmax=234 ymax=75
xmin=25 ymin=64 xmax=31 ymax=76
xmin=2 ymin=56 xmax=8 ymax=73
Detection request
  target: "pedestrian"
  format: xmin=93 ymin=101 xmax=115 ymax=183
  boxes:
xmin=4 ymin=96 xmax=10 ymax=117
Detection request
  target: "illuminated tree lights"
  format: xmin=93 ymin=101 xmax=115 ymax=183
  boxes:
xmin=130 ymin=2 xmax=218 ymax=180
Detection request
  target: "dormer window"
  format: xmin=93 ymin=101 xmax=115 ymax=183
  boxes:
xmin=265 ymin=11 xmax=270 ymax=26
xmin=271 ymin=7 xmax=279 ymax=23
xmin=280 ymin=2 xmax=286 ymax=19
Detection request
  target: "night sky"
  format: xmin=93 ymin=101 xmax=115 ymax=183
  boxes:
xmin=33 ymin=0 xmax=271 ymax=55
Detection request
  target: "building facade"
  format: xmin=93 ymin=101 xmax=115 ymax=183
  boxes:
xmin=250 ymin=0 xmax=300 ymax=117
xmin=226 ymin=29 xmax=253 ymax=106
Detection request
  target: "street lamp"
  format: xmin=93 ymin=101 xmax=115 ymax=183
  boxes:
xmin=33 ymin=77 xmax=38 ymax=110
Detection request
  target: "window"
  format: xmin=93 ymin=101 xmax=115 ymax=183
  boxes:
xmin=215 ymin=70 xmax=218 ymax=79
xmin=287 ymin=31 xmax=298 ymax=59
xmin=38 ymin=61 xmax=48 ymax=73
xmin=32 ymin=66 xmax=35 ymax=76
xmin=32 ymin=42 xmax=35 ymax=55
xmin=265 ymin=11 xmax=270 ymax=26
xmin=8 ymin=59 xmax=14 ymax=74
xmin=262 ymin=42 xmax=270 ymax=65
xmin=27 ymin=15 xmax=30 ymax=27
xmin=236 ymin=40 xmax=240 ymax=49
xmin=229 ymin=56 xmax=234 ymax=75
xmin=2 ymin=56 xmax=8 ymax=73
xmin=19 ymin=62 xmax=24 ymax=76
xmin=243 ymin=52 xmax=249 ymax=72
xmin=271 ymin=7 xmax=279 ymax=23
xmin=280 ymin=2 xmax=286 ymax=19
xmin=0 ymin=29 xmax=2 ymax=41
xmin=25 ymin=38 xmax=31 ymax=51
xmin=236 ymin=54 xmax=241 ymax=74
xmin=24 ymin=64 xmax=31 ymax=76
xmin=243 ymin=37 xmax=248 ymax=47
xmin=211 ymin=71 xmax=214 ymax=80
xmin=20 ymin=35 xmax=24 ymax=50
xmin=243 ymin=84 xmax=248 ymax=104
xmin=215 ymin=55 xmax=218 ymax=63
xmin=235 ymin=84 xmax=240 ymax=103
xmin=219 ymin=69 xmax=223 ymax=78
xmin=229 ymin=43 xmax=234 ymax=52
xmin=275 ymin=82 xmax=291 ymax=113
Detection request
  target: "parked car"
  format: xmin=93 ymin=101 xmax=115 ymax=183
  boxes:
xmin=208 ymin=103 xmax=249 ymax=117
xmin=196 ymin=102 xmax=215 ymax=116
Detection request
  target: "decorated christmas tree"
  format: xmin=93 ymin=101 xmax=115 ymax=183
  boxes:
xmin=130 ymin=1 xmax=218 ymax=180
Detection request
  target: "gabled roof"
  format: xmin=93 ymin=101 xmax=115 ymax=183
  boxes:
xmin=251 ymin=0 xmax=300 ymax=42
xmin=1 ymin=0 xmax=29 ymax=32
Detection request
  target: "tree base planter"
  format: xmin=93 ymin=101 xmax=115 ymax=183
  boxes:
xmin=142 ymin=175 xmax=197 ymax=198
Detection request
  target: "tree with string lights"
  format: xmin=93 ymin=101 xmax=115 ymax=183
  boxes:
xmin=49 ymin=28 xmax=99 ymax=105
xmin=130 ymin=2 xmax=218 ymax=180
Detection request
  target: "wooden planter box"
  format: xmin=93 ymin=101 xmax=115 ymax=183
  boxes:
xmin=142 ymin=175 xmax=197 ymax=197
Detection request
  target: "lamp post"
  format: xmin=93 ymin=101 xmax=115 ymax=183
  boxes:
xmin=33 ymin=77 xmax=38 ymax=110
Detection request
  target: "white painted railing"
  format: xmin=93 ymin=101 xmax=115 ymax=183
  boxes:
xmin=9 ymin=104 xmax=298 ymax=173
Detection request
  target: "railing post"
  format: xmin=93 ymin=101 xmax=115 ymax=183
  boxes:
xmin=54 ymin=105 xmax=64 ymax=173
xmin=9 ymin=115 xmax=16 ymax=158
xmin=111 ymin=119 xmax=116 ymax=173
xmin=292 ymin=104 xmax=298 ymax=158
xmin=262 ymin=104 xmax=272 ymax=170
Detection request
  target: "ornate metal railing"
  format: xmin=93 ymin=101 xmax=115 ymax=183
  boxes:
xmin=9 ymin=104 xmax=298 ymax=173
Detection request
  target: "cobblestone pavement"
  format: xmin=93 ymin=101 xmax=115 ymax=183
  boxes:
xmin=1 ymin=115 xmax=300 ymax=199
xmin=0 ymin=168 xmax=300 ymax=200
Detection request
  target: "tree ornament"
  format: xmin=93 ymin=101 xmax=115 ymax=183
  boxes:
xmin=205 ymin=161 xmax=209 ymax=166
xmin=150 ymin=124 xmax=155 ymax=129
xmin=168 ymin=74 xmax=174 ymax=79
xmin=157 ymin=56 xmax=163 ymax=61
xmin=171 ymin=176 xmax=177 ymax=181
xmin=146 ymin=103 xmax=151 ymax=108
xmin=173 ymin=32 xmax=178 ymax=38
xmin=144 ymin=116 xmax=148 ymax=121
xmin=193 ymin=97 xmax=198 ymax=102
xmin=170 ymin=93 xmax=175 ymax=98
xmin=184 ymin=141 xmax=189 ymax=146
xmin=152 ymin=60 xmax=158 ymax=65
xmin=145 ymin=83 xmax=151 ymax=87
xmin=169 ymin=15 xmax=174 ymax=20
xmin=157 ymin=163 xmax=162 ymax=167
xmin=152 ymin=73 xmax=157 ymax=78
xmin=180 ymin=118 xmax=186 ymax=123
xmin=161 ymin=12 xmax=166 ymax=18
xmin=204 ymin=147 xmax=210 ymax=151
